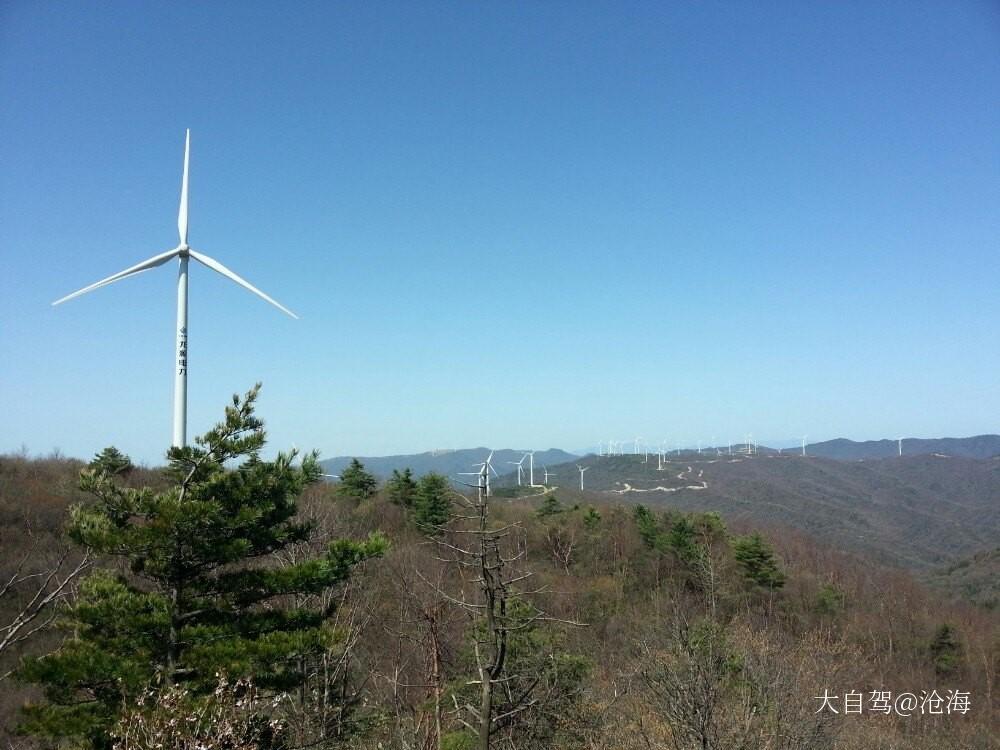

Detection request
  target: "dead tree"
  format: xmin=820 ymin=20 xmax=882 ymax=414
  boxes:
xmin=0 ymin=538 xmax=92 ymax=679
xmin=419 ymin=460 xmax=584 ymax=750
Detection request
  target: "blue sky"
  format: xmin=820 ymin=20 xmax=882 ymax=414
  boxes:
xmin=2 ymin=1 xmax=998 ymax=465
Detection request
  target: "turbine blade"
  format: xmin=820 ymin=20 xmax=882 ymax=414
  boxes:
xmin=188 ymin=250 xmax=298 ymax=319
xmin=52 ymin=248 xmax=179 ymax=305
xmin=178 ymin=129 xmax=190 ymax=246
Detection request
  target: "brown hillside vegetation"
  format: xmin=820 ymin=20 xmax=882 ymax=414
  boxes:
xmin=1 ymin=452 xmax=997 ymax=749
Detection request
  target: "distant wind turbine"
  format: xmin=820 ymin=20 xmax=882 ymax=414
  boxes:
xmin=577 ymin=464 xmax=589 ymax=491
xmin=51 ymin=130 xmax=297 ymax=448
xmin=897 ymin=437 xmax=903 ymax=457
xmin=507 ymin=453 xmax=528 ymax=486
xmin=542 ymin=466 xmax=556 ymax=484
xmin=462 ymin=451 xmax=498 ymax=497
xmin=801 ymin=435 xmax=808 ymax=457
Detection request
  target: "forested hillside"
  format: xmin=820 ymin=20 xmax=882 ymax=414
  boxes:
xmin=516 ymin=452 xmax=1000 ymax=575
xmin=1 ymin=400 xmax=997 ymax=749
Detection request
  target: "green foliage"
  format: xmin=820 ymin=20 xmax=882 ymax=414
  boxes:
xmin=89 ymin=446 xmax=133 ymax=477
xmin=633 ymin=505 xmax=660 ymax=549
xmin=582 ymin=506 xmax=601 ymax=529
xmin=412 ymin=472 xmax=452 ymax=530
xmin=665 ymin=516 xmax=702 ymax=566
xmin=929 ymin=623 xmax=962 ymax=676
xmin=337 ymin=458 xmax=377 ymax=503
xmin=695 ymin=511 xmax=726 ymax=539
xmin=815 ymin=583 xmax=845 ymax=615
xmin=536 ymin=493 xmax=564 ymax=517
xmin=17 ymin=385 xmax=386 ymax=748
xmin=386 ymin=467 xmax=417 ymax=508
xmin=732 ymin=533 xmax=786 ymax=589
xmin=633 ymin=507 xmax=719 ymax=567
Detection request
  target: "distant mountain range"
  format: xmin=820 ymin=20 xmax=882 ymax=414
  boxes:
xmin=319 ymin=448 xmax=577 ymax=481
xmin=804 ymin=434 xmax=1000 ymax=461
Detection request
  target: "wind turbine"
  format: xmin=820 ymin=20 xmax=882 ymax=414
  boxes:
xmin=464 ymin=451 xmax=498 ymax=497
xmin=542 ymin=466 xmax=556 ymax=484
xmin=528 ymin=451 xmax=537 ymax=486
xmin=576 ymin=464 xmax=589 ymax=491
xmin=507 ymin=453 xmax=528 ymax=486
xmin=897 ymin=437 xmax=903 ymax=457
xmin=801 ymin=435 xmax=808 ymax=457
xmin=52 ymin=130 xmax=297 ymax=448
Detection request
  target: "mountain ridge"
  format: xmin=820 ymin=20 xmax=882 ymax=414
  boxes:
xmin=804 ymin=434 xmax=1000 ymax=460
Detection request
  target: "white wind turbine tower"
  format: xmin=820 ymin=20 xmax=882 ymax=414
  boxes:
xmin=528 ymin=451 xmax=537 ymax=487
xmin=52 ymin=130 xmax=297 ymax=448
xmin=542 ymin=466 xmax=556 ymax=484
xmin=801 ymin=435 xmax=808 ymax=457
xmin=460 ymin=451 xmax=498 ymax=497
xmin=897 ymin=437 xmax=903 ymax=457
xmin=576 ymin=464 xmax=589 ymax=491
xmin=507 ymin=453 xmax=528 ymax=486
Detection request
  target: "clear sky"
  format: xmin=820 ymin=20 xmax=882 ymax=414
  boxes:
xmin=1 ymin=1 xmax=998 ymax=465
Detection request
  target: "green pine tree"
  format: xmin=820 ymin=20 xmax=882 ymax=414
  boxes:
xmin=929 ymin=623 xmax=962 ymax=676
xmin=337 ymin=458 xmax=378 ymax=503
xmin=732 ymin=532 xmax=786 ymax=589
xmin=88 ymin=446 xmax=133 ymax=477
xmin=536 ymin=494 xmax=564 ymax=517
xmin=386 ymin=467 xmax=418 ymax=508
xmin=412 ymin=472 xmax=452 ymax=530
xmin=665 ymin=516 xmax=702 ymax=566
xmin=18 ymin=385 xmax=387 ymax=749
xmin=633 ymin=505 xmax=661 ymax=549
